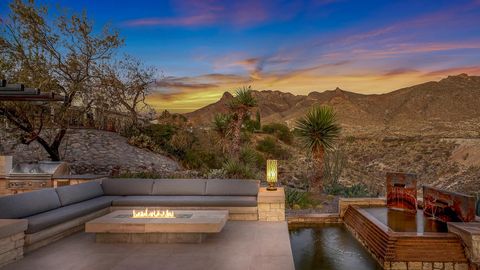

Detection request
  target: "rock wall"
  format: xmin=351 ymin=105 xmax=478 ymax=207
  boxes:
xmin=0 ymin=129 xmax=180 ymax=175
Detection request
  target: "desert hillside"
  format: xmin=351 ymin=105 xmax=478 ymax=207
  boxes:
xmin=186 ymin=74 xmax=480 ymax=137
xmin=184 ymin=74 xmax=480 ymax=195
xmin=0 ymin=129 xmax=180 ymax=175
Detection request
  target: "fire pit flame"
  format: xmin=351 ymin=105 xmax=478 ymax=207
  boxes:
xmin=132 ymin=208 xmax=175 ymax=218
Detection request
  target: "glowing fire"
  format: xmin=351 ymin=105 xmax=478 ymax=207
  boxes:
xmin=132 ymin=208 xmax=175 ymax=218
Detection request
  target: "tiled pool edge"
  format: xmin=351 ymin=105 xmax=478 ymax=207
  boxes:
xmin=288 ymin=213 xmax=342 ymax=225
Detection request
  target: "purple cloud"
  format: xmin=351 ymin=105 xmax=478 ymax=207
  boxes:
xmin=122 ymin=0 xmax=303 ymax=28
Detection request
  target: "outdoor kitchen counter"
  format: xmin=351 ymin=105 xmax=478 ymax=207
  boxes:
xmin=53 ymin=175 xmax=108 ymax=187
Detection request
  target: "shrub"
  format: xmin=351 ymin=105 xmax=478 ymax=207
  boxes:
xmin=206 ymin=169 xmax=226 ymax=179
xmin=170 ymin=130 xmax=195 ymax=154
xmin=240 ymin=147 xmax=257 ymax=165
xmin=262 ymin=123 xmax=293 ymax=144
xmin=114 ymin=171 xmax=164 ymax=178
xmin=324 ymin=183 xmax=372 ymax=198
xmin=285 ymin=188 xmax=316 ymax=208
xmin=120 ymin=124 xmax=141 ymax=138
xmin=222 ymin=159 xmax=256 ymax=179
xmin=345 ymin=135 xmax=356 ymax=143
xmin=127 ymin=134 xmax=159 ymax=152
xmin=182 ymin=151 xmax=204 ymax=170
xmin=240 ymin=147 xmax=266 ymax=169
xmin=322 ymin=148 xmax=373 ymax=197
xmin=142 ymin=124 xmax=177 ymax=148
xmin=256 ymin=136 xmax=291 ymax=159
xmin=183 ymin=150 xmax=223 ymax=170
xmin=256 ymin=136 xmax=276 ymax=153
xmin=244 ymin=118 xmax=260 ymax=133
xmin=323 ymin=149 xmax=346 ymax=188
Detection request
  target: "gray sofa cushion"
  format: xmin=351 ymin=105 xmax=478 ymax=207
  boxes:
xmin=0 ymin=188 xmax=61 ymax=219
xmin=152 ymin=179 xmax=207 ymax=196
xmin=101 ymin=178 xmax=154 ymax=195
xmin=56 ymin=181 xmax=104 ymax=206
xmin=205 ymin=179 xmax=259 ymax=196
xmin=112 ymin=195 xmax=257 ymax=207
xmin=26 ymin=196 xmax=119 ymax=234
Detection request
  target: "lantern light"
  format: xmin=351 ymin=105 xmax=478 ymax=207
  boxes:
xmin=266 ymin=159 xmax=278 ymax=191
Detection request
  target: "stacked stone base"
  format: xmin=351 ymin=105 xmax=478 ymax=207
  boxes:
xmin=257 ymin=187 xmax=286 ymax=222
xmin=0 ymin=220 xmax=27 ymax=268
xmin=258 ymin=202 xmax=285 ymax=221
xmin=0 ymin=233 xmax=24 ymax=267
xmin=448 ymin=222 xmax=480 ymax=270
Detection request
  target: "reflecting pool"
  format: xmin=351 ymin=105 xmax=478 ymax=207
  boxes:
xmin=289 ymin=224 xmax=382 ymax=270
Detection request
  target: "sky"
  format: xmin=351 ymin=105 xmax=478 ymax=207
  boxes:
xmin=2 ymin=0 xmax=480 ymax=112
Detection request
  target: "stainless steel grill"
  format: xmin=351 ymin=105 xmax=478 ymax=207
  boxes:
xmin=6 ymin=161 xmax=70 ymax=191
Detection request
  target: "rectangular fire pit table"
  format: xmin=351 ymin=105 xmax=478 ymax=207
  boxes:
xmin=85 ymin=210 xmax=228 ymax=244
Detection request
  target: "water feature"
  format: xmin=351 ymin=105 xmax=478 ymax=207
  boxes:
xmin=289 ymin=224 xmax=383 ymax=270
xmin=364 ymin=207 xmax=448 ymax=233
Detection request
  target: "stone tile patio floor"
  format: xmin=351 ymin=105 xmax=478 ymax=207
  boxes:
xmin=1 ymin=221 xmax=295 ymax=270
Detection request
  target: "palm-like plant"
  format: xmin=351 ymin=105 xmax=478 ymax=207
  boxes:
xmin=228 ymin=86 xmax=257 ymax=158
xmin=295 ymin=106 xmax=341 ymax=192
xmin=212 ymin=113 xmax=232 ymax=153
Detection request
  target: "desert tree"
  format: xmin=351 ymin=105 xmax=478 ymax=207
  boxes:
xmin=0 ymin=0 xmax=123 ymax=160
xmin=295 ymin=106 xmax=341 ymax=192
xmin=227 ymin=86 xmax=257 ymax=159
xmin=99 ymin=55 xmax=156 ymax=125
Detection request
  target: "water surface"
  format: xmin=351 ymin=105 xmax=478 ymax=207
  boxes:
xmin=364 ymin=207 xmax=448 ymax=233
xmin=289 ymin=224 xmax=382 ymax=270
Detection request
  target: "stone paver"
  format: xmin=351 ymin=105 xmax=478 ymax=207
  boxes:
xmin=1 ymin=221 xmax=295 ymax=270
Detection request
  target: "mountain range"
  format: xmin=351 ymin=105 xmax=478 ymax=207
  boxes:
xmin=185 ymin=74 xmax=480 ymax=137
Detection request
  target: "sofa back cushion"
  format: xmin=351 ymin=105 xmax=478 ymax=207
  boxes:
xmin=0 ymin=188 xmax=61 ymax=219
xmin=56 ymin=181 xmax=104 ymax=206
xmin=205 ymin=179 xmax=259 ymax=196
xmin=101 ymin=178 xmax=154 ymax=195
xmin=152 ymin=179 xmax=207 ymax=196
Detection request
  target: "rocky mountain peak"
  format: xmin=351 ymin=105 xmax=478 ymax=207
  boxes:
xmin=441 ymin=73 xmax=473 ymax=83
xmin=220 ymin=91 xmax=233 ymax=100
xmin=185 ymin=74 xmax=480 ymax=136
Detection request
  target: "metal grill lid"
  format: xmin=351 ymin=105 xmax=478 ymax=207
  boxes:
xmin=9 ymin=161 xmax=70 ymax=177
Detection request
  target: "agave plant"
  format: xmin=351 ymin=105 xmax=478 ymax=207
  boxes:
xmin=295 ymin=106 xmax=341 ymax=192
xmin=228 ymin=86 xmax=257 ymax=159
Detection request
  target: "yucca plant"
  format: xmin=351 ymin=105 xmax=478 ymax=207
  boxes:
xmin=295 ymin=106 xmax=341 ymax=192
xmin=228 ymin=86 xmax=257 ymax=159
xmin=212 ymin=113 xmax=232 ymax=154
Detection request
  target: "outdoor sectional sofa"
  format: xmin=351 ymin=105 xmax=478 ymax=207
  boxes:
xmin=0 ymin=178 xmax=260 ymax=253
